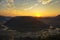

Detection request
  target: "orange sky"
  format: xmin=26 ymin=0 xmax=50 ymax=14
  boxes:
xmin=0 ymin=9 xmax=59 ymax=17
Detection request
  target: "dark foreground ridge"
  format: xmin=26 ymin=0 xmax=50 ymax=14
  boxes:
xmin=4 ymin=16 xmax=49 ymax=32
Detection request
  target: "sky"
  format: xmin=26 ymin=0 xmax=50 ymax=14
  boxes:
xmin=0 ymin=0 xmax=60 ymax=17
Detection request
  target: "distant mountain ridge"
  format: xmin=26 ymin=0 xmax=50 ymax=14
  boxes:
xmin=0 ymin=16 xmax=12 ymax=24
xmin=4 ymin=16 xmax=50 ymax=32
xmin=40 ymin=15 xmax=60 ymax=28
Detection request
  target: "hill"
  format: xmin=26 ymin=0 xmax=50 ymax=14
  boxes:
xmin=0 ymin=16 xmax=12 ymax=24
xmin=4 ymin=16 xmax=49 ymax=32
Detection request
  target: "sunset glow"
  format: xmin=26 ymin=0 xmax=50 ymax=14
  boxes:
xmin=0 ymin=0 xmax=60 ymax=17
xmin=34 ymin=14 xmax=40 ymax=17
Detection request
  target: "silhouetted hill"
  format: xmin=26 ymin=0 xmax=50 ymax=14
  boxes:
xmin=0 ymin=16 xmax=12 ymax=24
xmin=51 ymin=15 xmax=60 ymax=28
xmin=4 ymin=16 xmax=49 ymax=32
xmin=40 ymin=15 xmax=60 ymax=28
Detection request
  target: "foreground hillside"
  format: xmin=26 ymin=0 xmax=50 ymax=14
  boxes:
xmin=0 ymin=16 xmax=60 ymax=40
xmin=0 ymin=25 xmax=60 ymax=40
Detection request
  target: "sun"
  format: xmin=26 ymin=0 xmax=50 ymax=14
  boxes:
xmin=34 ymin=13 xmax=41 ymax=17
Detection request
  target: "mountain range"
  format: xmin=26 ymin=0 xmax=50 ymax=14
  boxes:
xmin=0 ymin=15 xmax=60 ymax=32
xmin=0 ymin=16 xmax=12 ymax=24
xmin=40 ymin=15 xmax=60 ymax=28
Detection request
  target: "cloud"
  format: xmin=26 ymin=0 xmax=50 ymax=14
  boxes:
xmin=0 ymin=0 xmax=2 ymax=2
xmin=0 ymin=2 xmax=1 ymax=5
xmin=38 ymin=0 xmax=52 ymax=5
xmin=0 ymin=0 xmax=2 ymax=5
xmin=24 ymin=6 xmax=33 ymax=10
xmin=50 ymin=1 xmax=59 ymax=5
xmin=6 ymin=0 xmax=15 ymax=9
xmin=6 ymin=0 xmax=14 ymax=3
xmin=24 ymin=3 xmax=39 ymax=10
